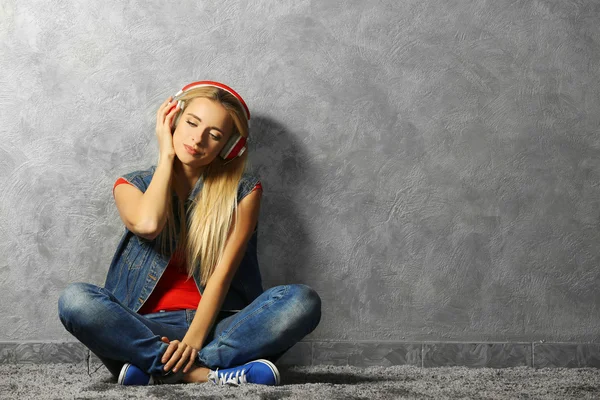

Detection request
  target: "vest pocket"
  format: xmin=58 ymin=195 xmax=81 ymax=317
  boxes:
xmin=123 ymin=235 xmax=152 ymax=270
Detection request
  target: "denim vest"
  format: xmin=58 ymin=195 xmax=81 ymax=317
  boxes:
xmin=104 ymin=165 xmax=264 ymax=312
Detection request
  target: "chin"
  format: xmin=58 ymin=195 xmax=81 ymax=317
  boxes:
xmin=178 ymin=153 xmax=216 ymax=168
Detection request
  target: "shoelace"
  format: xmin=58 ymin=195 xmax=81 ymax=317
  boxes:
xmin=210 ymin=368 xmax=248 ymax=386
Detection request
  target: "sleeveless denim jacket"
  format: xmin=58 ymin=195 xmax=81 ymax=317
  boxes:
xmin=104 ymin=165 xmax=264 ymax=312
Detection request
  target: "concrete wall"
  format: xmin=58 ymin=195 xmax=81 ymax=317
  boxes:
xmin=1 ymin=0 xmax=599 ymax=365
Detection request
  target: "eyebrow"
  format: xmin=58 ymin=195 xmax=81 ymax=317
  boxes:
xmin=186 ymin=113 xmax=225 ymax=135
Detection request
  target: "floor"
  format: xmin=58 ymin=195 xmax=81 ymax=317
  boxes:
xmin=0 ymin=363 xmax=599 ymax=399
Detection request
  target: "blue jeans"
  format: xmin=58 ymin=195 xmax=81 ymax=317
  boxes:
xmin=58 ymin=282 xmax=321 ymax=379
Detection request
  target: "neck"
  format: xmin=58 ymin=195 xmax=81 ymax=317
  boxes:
xmin=172 ymin=157 xmax=205 ymax=196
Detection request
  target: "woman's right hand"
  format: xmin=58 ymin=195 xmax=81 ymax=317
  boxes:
xmin=156 ymin=96 xmax=180 ymax=160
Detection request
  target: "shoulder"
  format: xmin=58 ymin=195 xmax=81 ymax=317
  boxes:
xmin=237 ymin=172 xmax=262 ymax=203
xmin=118 ymin=165 xmax=156 ymax=193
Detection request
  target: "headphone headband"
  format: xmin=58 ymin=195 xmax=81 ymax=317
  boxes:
xmin=173 ymin=80 xmax=250 ymax=120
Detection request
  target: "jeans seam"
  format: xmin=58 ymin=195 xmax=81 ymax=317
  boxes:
xmin=216 ymin=285 xmax=290 ymax=344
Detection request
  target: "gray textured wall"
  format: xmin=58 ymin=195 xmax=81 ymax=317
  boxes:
xmin=0 ymin=0 xmax=599 ymax=345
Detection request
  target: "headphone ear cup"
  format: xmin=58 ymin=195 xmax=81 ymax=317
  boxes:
xmin=220 ymin=134 xmax=247 ymax=160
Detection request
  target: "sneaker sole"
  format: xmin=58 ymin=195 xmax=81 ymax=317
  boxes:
xmin=251 ymin=359 xmax=281 ymax=385
xmin=117 ymin=364 xmax=130 ymax=385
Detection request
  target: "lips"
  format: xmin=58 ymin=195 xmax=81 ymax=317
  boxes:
xmin=184 ymin=144 xmax=201 ymax=156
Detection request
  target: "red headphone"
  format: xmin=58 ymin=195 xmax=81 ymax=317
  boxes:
xmin=172 ymin=81 xmax=250 ymax=161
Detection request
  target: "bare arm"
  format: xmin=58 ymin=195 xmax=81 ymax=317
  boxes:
xmin=113 ymin=156 xmax=174 ymax=240
xmin=113 ymin=96 xmax=179 ymax=240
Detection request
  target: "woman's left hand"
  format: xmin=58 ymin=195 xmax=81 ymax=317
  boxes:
xmin=160 ymin=337 xmax=201 ymax=374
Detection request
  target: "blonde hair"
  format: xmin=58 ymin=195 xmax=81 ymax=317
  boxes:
xmin=155 ymin=86 xmax=249 ymax=286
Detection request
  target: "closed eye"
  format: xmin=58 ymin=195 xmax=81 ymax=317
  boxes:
xmin=186 ymin=120 xmax=221 ymax=140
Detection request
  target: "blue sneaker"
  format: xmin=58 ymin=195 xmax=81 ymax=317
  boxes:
xmin=117 ymin=363 xmax=183 ymax=385
xmin=118 ymin=363 xmax=154 ymax=385
xmin=207 ymin=359 xmax=280 ymax=386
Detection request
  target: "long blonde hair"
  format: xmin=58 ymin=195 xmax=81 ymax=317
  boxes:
xmin=155 ymin=86 xmax=249 ymax=286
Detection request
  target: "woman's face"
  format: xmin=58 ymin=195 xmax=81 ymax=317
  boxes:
xmin=172 ymin=97 xmax=233 ymax=168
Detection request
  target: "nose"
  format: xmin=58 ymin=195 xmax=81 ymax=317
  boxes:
xmin=191 ymin=129 xmax=210 ymax=147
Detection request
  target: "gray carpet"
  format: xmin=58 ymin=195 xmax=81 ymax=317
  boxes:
xmin=0 ymin=363 xmax=598 ymax=399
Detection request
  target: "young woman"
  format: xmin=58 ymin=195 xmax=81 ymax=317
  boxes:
xmin=58 ymin=81 xmax=322 ymax=386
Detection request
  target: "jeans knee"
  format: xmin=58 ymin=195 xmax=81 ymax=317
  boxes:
xmin=287 ymin=284 xmax=321 ymax=329
xmin=58 ymin=282 xmax=99 ymax=328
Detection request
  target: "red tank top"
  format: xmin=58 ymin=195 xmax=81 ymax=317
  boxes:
xmin=138 ymin=247 xmax=200 ymax=314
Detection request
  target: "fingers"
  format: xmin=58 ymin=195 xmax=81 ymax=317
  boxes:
xmin=172 ymin=349 xmax=187 ymax=372
xmin=183 ymin=351 xmax=196 ymax=374
xmin=157 ymin=99 xmax=180 ymax=127
xmin=173 ymin=346 xmax=196 ymax=373
xmin=161 ymin=336 xmax=170 ymax=344
xmin=166 ymin=97 xmax=178 ymax=113
xmin=161 ymin=341 xmax=199 ymax=373
xmin=166 ymin=102 xmax=180 ymax=125
xmin=163 ymin=342 xmax=186 ymax=371
xmin=156 ymin=96 xmax=179 ymax=121
xmin=161 ymin=340 xmax=179 ymax=365
xmin=162 ymin=96 xmax=173 ymax=108
xmin=156 ymin=96 xmax=172 ymax=118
